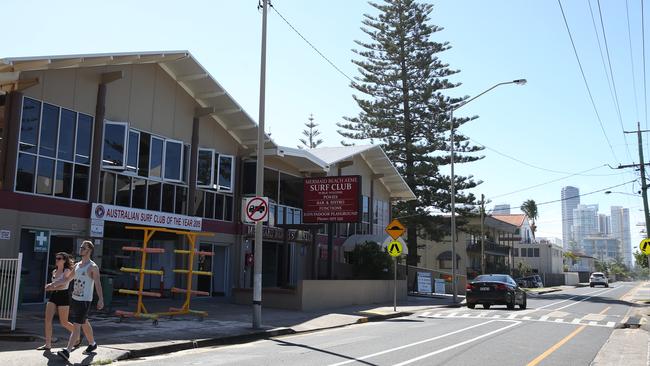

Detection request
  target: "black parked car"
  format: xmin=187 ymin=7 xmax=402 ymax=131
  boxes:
xmin=466 ymin=274 xmax=527 ymax=310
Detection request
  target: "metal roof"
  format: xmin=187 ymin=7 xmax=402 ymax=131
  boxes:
xmin=0 ymin=50 xmax=276 ymax=151
xmin=309 ymin=145 xmax=416 ymax=201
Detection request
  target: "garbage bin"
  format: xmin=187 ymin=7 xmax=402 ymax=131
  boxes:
xmin=100 ymin=275 xmax=113 ymax=311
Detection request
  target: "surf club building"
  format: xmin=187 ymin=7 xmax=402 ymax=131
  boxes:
xmin=0 ymin=51 xmax=414 ymax=308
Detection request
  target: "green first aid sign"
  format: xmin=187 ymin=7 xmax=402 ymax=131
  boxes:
xmin=34 ymin=230 xmax=49 ymax=253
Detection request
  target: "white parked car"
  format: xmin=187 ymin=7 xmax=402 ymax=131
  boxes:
xmin=589 ymin=272 xmax=609 ymax=287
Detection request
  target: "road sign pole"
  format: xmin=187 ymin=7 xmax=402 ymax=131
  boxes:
xmin=393 ymin=257 xmax=397 ymax=312
xmin=253 ymin=0 xmax=268 ymax=330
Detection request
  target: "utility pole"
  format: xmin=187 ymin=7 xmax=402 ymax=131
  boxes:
xmin=253 ymin=0 xmax=268 ymax=329
xmin=623 ymin=122 xmax=650 ymax=269
xmin=481 ymin=193 xmax=485 ymax=274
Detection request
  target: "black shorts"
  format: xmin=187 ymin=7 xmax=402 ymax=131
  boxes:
xmin=68 ymin=299 xmax=92 ymax=324
xmin=47 ymin=290 xmax=70 ymax=307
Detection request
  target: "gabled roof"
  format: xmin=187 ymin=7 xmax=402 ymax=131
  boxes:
xmin=492 ymin=214 xmax=528 ymax=227
xmin=0 ymin=50 xmax=276 ymax=150
xmin=309 ymin=145 xmax=416 ymax=201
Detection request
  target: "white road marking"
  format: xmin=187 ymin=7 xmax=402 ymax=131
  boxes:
xmin=606 ymin=321 xmax=615 ymax=327
xmin=571 ymin=318 xmax=581 ymax=324
xmin=326 ymin=320 xmax=513 ymax=366
xmin=392 ymin=321 xmax=521 ymax=366
xmin=554 ymin=287 xmax=618 ymax=310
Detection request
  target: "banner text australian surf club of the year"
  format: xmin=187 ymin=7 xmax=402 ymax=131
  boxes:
xmin=92 ymin=203 xmax=202 ymax=230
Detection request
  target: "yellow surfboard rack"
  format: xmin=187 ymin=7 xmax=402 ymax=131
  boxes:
xmin=115 ymin=226 xmax=214 ymax=325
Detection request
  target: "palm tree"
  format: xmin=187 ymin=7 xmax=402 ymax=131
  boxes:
xmin=520 ymin=199 xmax=538 ymax=234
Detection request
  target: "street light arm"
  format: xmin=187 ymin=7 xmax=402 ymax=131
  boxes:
xmin=452 ymin=79 xmax=527 ymax=112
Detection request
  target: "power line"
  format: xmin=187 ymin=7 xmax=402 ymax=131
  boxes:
xmin=470 ymin=138 xmax=623 ymax=176
xmin=557 ymin=0 xmax=619 ymax=163
xmin=488 ymin=166 xmax=627 ymax=200
xmin=592 ymin=0 xmax=634 ymax=163
xmin=644 ymin=0 xmax=648 ymax=133
xmin=530 ymin=179 xmax=638 ymax=208
xmin=268 ymin=2 xmax=355 ymax=84
xmin=625 ymin=0 xmax=641 ymax=123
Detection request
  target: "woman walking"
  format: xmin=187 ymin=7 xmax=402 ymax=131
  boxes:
xmin=38 ymin=252 xmax=77 ymax=351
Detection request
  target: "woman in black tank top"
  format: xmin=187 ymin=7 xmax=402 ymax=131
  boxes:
xmin=37 ymin=252 xmax=77 ymax=351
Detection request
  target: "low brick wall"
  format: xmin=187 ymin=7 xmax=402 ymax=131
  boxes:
xmin=233 ymin=279 xmax=407 ymax=311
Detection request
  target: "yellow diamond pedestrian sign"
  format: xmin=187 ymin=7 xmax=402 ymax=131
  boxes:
xmin=641 ymin=238 xmax=650 ymax=255
xmin=385 ymin=219 xmax=405 ymax=240
xmin=387 ymin=240 xmax=403 ymax=257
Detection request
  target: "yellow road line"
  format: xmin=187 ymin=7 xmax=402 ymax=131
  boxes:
xmin=526 ymin=306 xmax=610 ymax=366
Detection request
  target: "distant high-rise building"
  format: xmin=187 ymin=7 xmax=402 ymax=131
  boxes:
xmin=611 ymin=206 xmax=632 ymax=268
xmin=572 ymin=204 xmax=599 ymax=249
xmin=561 ymin=186 xmax=580 ymax=249
xmin=493 ymin=204 xmax=511 ymax=215
xmin=598 ymin=214 xmax=610 ymax=235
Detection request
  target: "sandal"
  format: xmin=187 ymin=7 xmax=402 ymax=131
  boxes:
xmin=36 ymin=345 xmax=51 ymax=351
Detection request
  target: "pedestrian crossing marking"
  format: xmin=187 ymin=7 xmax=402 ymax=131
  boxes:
xmin=418 ymin=312 xmax=617 ymax=328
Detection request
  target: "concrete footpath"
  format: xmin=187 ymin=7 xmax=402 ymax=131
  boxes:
xmin=0 ymin=294 xmax=461 ymax=365
xmin=591 ymin=281 xmax=650 ymax=366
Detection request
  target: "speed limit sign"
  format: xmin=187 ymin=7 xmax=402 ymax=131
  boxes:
xmin=245 ymin=197 xmax=269 ymax=222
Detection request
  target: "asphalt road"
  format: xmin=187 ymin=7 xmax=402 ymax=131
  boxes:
xmin=122 ymin=282 xmax=638 ymax=366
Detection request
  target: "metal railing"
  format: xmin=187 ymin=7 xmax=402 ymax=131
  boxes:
xmin=0 ymin=253 xmax=22 ymax=331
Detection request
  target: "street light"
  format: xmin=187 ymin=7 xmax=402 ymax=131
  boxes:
xmin=449 ymin=79 xmax=526 ymax=304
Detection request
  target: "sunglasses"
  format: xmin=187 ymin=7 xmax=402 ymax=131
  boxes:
xmin=56 ymin=257 xmax=64 ymax=261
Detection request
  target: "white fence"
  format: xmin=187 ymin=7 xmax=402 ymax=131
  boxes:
xmin=0 ymin=253 xmax=22 ymax=331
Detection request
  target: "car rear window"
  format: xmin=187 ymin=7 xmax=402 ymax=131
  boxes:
xmin=592 ymin=273 xmax=604 ymax=277
xmin=475 ymin=275 xmax=510 ymax=282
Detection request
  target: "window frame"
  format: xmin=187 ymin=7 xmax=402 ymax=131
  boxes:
xmin=148 ymin=135 xmax=165 ymax=180
xmin=101 ymin=121 xmax=129 ymax=170
xmin=216 ymin=154 xmax=235 ymax=192
xmin=197 ymin=148 xmax=215 ymax=188
xmin=163 ymin=138 xmax=184 ymax=182
xmin=126 ymin=129 xmax=140 ymax=174
xmin=14 ymin=96 xmax=93 ymax=203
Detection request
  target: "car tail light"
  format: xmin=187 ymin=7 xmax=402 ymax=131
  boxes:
xmin=495 ymin=284 xmax=507 ymax=291
xmin=466 ymin=284 xmax=473 ymax=291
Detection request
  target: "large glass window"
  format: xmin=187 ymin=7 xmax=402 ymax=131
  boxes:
xmin=149 ymin=137 xmax=164 ymax=178
xmin=162 ymin=184 xmax=175 ymax=213
xmin=36 ymin=157 xmax=55 ymax=195
xmin=175 ymin=186 xmax=187 ymax=215
xmin=126 ymin=130 xmax=139 ymax=172
xmin=100 ymin=171 xmax=116 ymax=204
xmin=102 ymin=122 xmax=128 ymax=169
xmin=19 ymin=98 xmax=40 ymax=153
xmin=116 ymin=175 xmax=131 ymax=206
xmin=58 ymin=109 xmax=76 ymax=161
xmin=217 ymin=155 xmax=234 ymax=191
xmin=164 ymin=140 xmax=182 ymax=181
xmin=205 ymin=192 xmax=215 ymax=219
xmin=15 ymin=98 xmax=92 ymax=201
xmin=138 ymin=132 xmax=150 ymax=177
xmin=147 ymin=181 xmax=161 ymax=211
xmin=215 ymin=194 xmax=224 ymax=220
xmin=72 ymin=164 xmax=89 ymax=200
xmin=132 ymin=178 xmax=147 ymax=209
xmin=279 ymin=172 xmax=302 ymax=207
xmin=242 ymin=161 xmax=256 ymax=194
xmin=75 ymin=114 xmax=92 ymax=164
xmin=264 ymin=168 xmax=279 ymax=202
xmin=15 ymin=153 xmax=36 ymax=193
xmin=54 ymin=162 xmax=73 ymax=198
xmin=39 ymin=104 xmax=59 ymax=158
xmin=197 ymin=149 xmax=213 ymax=187
xmin=224 ymin=195 xmax=233 ymax=221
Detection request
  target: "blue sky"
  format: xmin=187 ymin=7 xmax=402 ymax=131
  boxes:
xmin=3 ymin=0 xmax=647 ymax=251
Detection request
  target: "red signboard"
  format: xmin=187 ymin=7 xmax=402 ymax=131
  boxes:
xmin=303 ymin=175 xmax=361 ymax=223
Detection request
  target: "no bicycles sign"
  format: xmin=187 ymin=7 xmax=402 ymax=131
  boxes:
xmin=244 ymin=197 xmax=269 ymax=223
